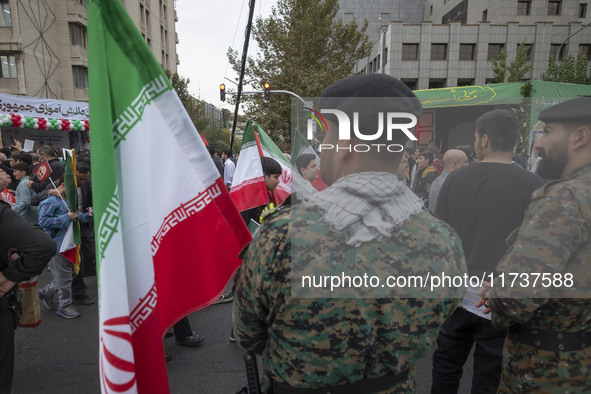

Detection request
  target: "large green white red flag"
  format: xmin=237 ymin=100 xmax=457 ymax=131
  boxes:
xmin=230 ymin=120 xmax=291 ymax=210
xmin=88 ymin=1 xmax=251 ymax=393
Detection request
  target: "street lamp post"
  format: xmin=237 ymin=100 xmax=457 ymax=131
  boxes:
xmin=555 ymin=21 xmax=591 ymax=63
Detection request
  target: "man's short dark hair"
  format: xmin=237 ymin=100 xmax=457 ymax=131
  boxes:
xmin=12 ymin=162 xmax=30 ymax=175
xmin=0 ymin=148 xmax=10 ymax=157
xmin=404 ymin=147 xmax=413 ymax=155
xmin=39 ymin=146 xmax=57 ymax=158
xmin=77 ymin=162 xmax=90 ymax=174
xmin=295 ymin=154 xmax=316 ymax=175
xmin=419 ymin=151 xmax=434 ymax=165
xmin=13 ymin=153 xmax=32 ymax=165
xmin=475 ymin=109 xmax=519 ymax=153
xmin=261 ymin=156 xmax=282 ymax=176
xmin=223 ymin=150 xmax=233 ymax=158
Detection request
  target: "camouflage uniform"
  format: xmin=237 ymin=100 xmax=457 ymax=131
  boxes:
xmin=489 ymin=163 xmax=591 ymax=393
xmin=233 ymin=202 xmax=466 ymax=392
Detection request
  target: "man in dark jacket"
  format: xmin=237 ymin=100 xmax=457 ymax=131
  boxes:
xmin=0 ymin=168 xmax=55 ymax=392
xmin=412 ymin=150 xmax=438 ymax=205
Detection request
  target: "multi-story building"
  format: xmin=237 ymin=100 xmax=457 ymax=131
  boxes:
xmin=0 ymin=0 xmax=178 ymax=101
xmin=337 ymin=0 xmax=425 ymax=44
xmin=352 ymin=0 xmax=591 ymax=89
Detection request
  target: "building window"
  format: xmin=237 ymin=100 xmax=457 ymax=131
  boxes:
xmin=548 ymin=0 xmax=562 ymax=15
xmin=429 ymin=79 xmax=446 ymax=89
xmin=140 ymin=4 xmax=145 ymax=27
xmin=580 ymin=3 xmax=588 ymax=17
xmin=383 ymin=47 xmax=388 ymax=67
xmin=76 ymin=0 xmax=86 ymax=5
xmin=488 ymin=43 xmax=505 ymax=60
xmin=517 ymin=0 xmax=531 ymax=15
xmin=72 ymin=66 xmax=88 ymax=88
xmin=0 ymin=1 xmax=11 ymax=27
xmin=69 ymin=23 xmax=87 ymax=48
xmin=402 ymin=44 xmax=419 ymax=60
xmin=457 ymin=78 xmax=474 ymax=86
xmin=430 ymin=5 xmax=433 ymax=16
xmin=579 ymin=44 xmax=591 ymax=60
xmin=145 ymin=9 xmax=150 ymax=30
xmin=482 ymin=9 xmax=488 ymax=21
xmin=550 ymin=44 xmax=566 ymax=59
xmin=431 ymin=43 xmax=447 ymax=60
xmin=0 ymin=55 xmax=16 ymax=78
xmin=459 ymin=44 xmax=475 ymax=60
xmin=402 ymin=78 xmax=418 ymax=90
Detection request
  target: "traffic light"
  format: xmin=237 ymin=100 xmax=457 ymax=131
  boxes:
xmin=263 ymin=82 xmax=270 ymax=101
xmin=220 ymin=83 xmax=226 ymax=102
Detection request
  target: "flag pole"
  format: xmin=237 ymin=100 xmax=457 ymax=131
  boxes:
xmin=48 ymin=177 xmax=68 ymax=209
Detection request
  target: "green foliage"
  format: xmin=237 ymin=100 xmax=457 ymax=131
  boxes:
xmin=508 ymin=44 xmax=533 ymax=82
xmin=542 ymin=54 xmax=591 ymax=85
xmin=490 ymin=50 xmax=508 ymax=83
xmin=490 ymin=42 xmax=532 ymax=83
xmin=228 ymin=0 xmax=372 ymax=150
xmin=164 ymin=69 xmax=238 ymax=151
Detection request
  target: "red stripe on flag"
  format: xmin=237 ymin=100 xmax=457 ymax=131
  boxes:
xmin=153 ymin=178 xmax=251 ymax=333
xmin=131 ymin=311 xmax=169 ymax=393
xmin=230 ymin=176 xmax=269 ymax=212
xmin=60 ymin=248 xmax=77 ymax=264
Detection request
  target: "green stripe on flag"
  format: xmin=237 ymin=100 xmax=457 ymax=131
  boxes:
xmin=88 ymin=0 xmax=172 ymax=260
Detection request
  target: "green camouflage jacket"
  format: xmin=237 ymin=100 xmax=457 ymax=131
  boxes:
xmin=233 ymin=203 xmax=466 ymax=392
xmin=490 ymin=163 xmax=591 ymax=393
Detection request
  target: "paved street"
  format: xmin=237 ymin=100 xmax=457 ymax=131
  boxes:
xmin=13 ymin=270 xmax=473 ymax=393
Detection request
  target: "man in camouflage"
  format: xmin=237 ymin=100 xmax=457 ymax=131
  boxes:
xmin=479 ymin=96 xmax=591 ymax=393
xmin=233 ymin=74 xmax=467 ymax=393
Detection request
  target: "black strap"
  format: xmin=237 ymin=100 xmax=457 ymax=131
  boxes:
xmin=272 ymin=370 xmax=409 ymax=394
xmin=508 ymin=324 xmax=590 ymax=352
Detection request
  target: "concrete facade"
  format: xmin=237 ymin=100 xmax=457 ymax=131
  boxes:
xmin=0 ymin=0 xmax=178 ymax=101
xmin=355 ymin=0 xmax=591 ymax=89
xmin=337 ymin=0 xmax=426 ymax=44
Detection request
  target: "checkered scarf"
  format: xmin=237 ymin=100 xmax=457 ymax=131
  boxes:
xmin=301 ymin=171 xmax=424 ymax=247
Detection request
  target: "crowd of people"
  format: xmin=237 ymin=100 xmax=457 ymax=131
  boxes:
xmin=1 ymin=73 xmax=590 ymax=394
xmin=232 ymin=74 xmax=590 ymax=394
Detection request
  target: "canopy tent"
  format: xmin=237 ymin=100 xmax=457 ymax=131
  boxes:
xmin=412 ymin=81 xmax=591 ymax=152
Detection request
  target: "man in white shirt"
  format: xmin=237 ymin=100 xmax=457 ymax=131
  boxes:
xmin=221 ymin=150 xmax=235 ymax=189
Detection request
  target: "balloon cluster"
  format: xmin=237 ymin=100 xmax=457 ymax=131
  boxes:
xmin=0 ymin=113 xmax=89 ymax=131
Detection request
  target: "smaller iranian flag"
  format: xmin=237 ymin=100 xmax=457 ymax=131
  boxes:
xmin=231 ymin=120 xmax=292 ymax=211
xmin=59 ymin=150 xmax=82 ymax=274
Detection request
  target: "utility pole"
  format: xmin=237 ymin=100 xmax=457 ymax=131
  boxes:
xmin=229 ymin=0 xmax=256 ymax=152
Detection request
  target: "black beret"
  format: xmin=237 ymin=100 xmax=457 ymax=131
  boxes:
xmin=538 ymin=96 xmax=591 ymax=124
xmin=319 ymin=74 xmax=422 ymax=117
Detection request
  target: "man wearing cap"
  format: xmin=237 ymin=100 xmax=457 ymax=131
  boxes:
xmin=479 ymin=96 xmax=591 ymax=393
xmin=233 ymin=74 xmax=466 ymax=392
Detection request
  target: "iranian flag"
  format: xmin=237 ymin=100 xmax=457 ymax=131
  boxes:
xmin=230 ymin=120 xmax=291 ymax=210
xmin=59 ymin=150 xmax=82 ymax=274
xmin=88 ymin=1 xmax=251 ymax=393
